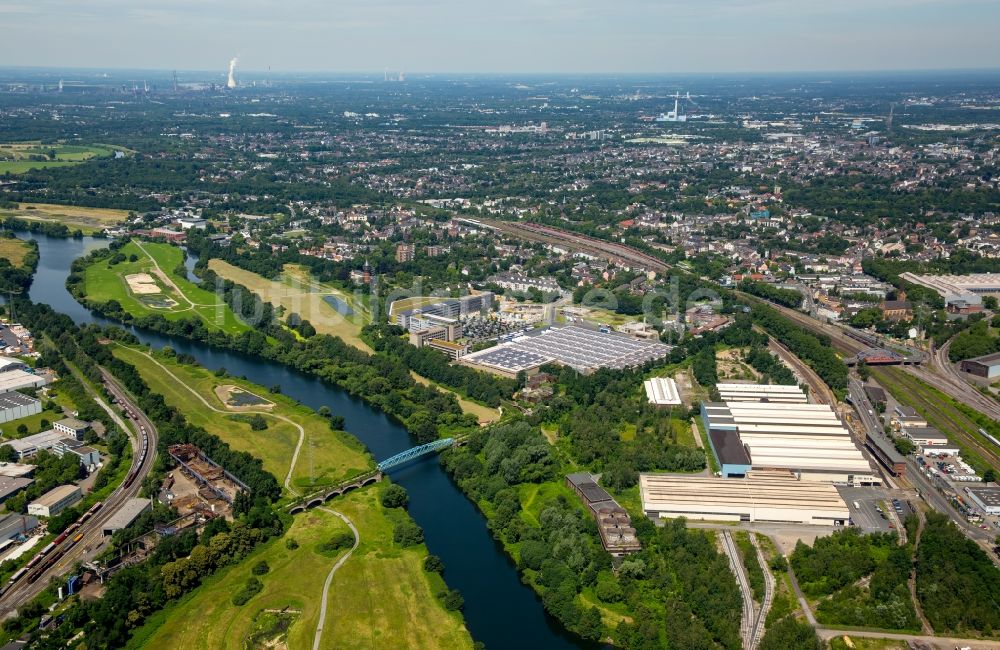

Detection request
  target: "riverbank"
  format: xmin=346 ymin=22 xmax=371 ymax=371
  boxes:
xmin=22 ymin=229 xmax=585 ymax=649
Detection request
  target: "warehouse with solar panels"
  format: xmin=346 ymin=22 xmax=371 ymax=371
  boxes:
xmin=461 ymin=325 xmax=671 ymax=377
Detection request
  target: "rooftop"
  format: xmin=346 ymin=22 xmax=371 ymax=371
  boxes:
xmin=101 ymin=498 xmax=152 ymax=533
xmin=30 ymin=484 xmax=80 ymax=508
xmin=644 ymin=377 xmax=681 ymax=406
xmin=55 ymin=418 xmax=89 ymax=431
xmin=466 ymin=325 xmax=671 ymax=374
xmin=0 ymin=391 xmax=39 ymax=411
xmin=963 ymin=351 xmax=1000 ymax=367
xmin=967 ymin=486 xmax=1000 ymax=508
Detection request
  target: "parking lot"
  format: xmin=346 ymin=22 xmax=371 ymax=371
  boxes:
xmin=837 ymin=486 xmax=899 ymax=533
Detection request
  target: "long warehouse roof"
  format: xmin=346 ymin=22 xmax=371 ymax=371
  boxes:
xmin=703 ymin=389 xmax=875 ymax=481
xmin=640 ymin=472 xmax=850 ymax=523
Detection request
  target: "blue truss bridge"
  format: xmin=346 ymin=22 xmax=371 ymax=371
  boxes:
xmin=378 ymin=437 xmax=455 ymax=472
xmin=288 ymin=435 xmax=467 ymax=513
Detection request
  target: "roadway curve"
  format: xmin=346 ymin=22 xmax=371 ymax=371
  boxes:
xmin=0 ymin=369 xmax=158 ymax=614
xmin=127 ymin=347 xmax=306 ymax=497
xmin=917 ymin=338 xmax=1000 ymax=421
xmin=312 ymin=507 xmax=359 ymax=650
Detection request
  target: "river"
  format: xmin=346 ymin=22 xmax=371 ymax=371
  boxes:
xmin=15 ymin=232 xmax=585 ymax=649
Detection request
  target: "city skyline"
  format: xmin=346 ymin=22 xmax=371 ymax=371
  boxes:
xmin=1 ymin=0 xmax=998 ymax=74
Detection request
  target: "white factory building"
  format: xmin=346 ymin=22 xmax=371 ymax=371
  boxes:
xmin=644 ymin=377 xmax=681 ymax=406
xmin=640 ymin=472 xmax=851 ymax=526
xmin=0 ymin=391 xmax=41 ymax=424
xmin=702 ymin=384 xmax=879 ymax=486
xmin=0 ymin=370 xmax=46 ymax=393
xmin=715 ymin=383 xmax=808 ymax=403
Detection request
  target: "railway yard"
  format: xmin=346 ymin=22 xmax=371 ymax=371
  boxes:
xmin=0 ymin=369 xmax=156 ymax=615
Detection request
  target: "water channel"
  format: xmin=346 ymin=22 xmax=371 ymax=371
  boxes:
xmin=15 ymin=231 xmax=585 ymax=649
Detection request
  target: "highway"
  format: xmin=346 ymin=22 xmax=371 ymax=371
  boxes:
xmin=0 ymin=368 xmax=157 ymax=615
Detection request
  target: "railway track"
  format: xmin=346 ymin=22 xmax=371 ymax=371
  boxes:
xmin=748 ymin=534 xmax=774 ymax=650
xmin=0 ymin=369 xmax=157 ymax=614
xmin=479 ymin=219 xmax=672 ymax=273
xmin=720 ymin=531 xmax=755 ymax=649
xmin=874 ymin=367 xmax=1000 ymax=472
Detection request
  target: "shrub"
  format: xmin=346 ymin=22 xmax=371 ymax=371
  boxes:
xmin=232 ymin=577 xmax=263 ymax=606
xmin=393 ymin=519 xmax=424 ymax=547
xmin=319 ymin=531 xmax=355 ymax=553
xmin=381 ymin=484 xmax=409 ymax=509
xmin=424 ymin=554 xmax=445 ymax=573
xmin=442 ymin=589 xmax=464 ymax=611
xmin=252 ymin=560 xmax=270 ymax=575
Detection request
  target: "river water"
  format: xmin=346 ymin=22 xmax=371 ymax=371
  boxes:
xmin=16 ymin=232 xmax=584 ymax=649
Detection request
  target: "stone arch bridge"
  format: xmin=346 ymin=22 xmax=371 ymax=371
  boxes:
xmin=287 ymin=436 xmax=467 ymax=514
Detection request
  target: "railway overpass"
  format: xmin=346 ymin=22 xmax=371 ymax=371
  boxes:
xmin=287 ymin=436 xmax=468 ymax=514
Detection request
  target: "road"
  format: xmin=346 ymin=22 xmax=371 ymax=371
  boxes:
xmin=0 ymin=368 xmax=157 ymax=615
xmin=129 ymin=347 xmax=306 ymax=497
xmin=312 ymin=507 xmax=358 ymax=650
xmin=916 ymin=338 xmax=1000 ymax=421
xmin=815 ymin=627 xmax=1000 ymax=649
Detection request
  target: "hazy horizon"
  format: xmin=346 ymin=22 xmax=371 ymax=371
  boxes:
xmin=1 ymin=0 xmax=998 ymax=75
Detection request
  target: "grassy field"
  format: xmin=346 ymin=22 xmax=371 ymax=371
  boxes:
xmin=209 ymin=260 xmax=500 ymax=423
xmin=0 ymin=202 xmax=129 ymax=234
xmin=84 ymin=241 xmax=250 ymax=334
xmin=132 ymin=485 xmax=472 ymax=650
xmin=0 ymin=238 xmax=33 ymax=267
xmin=208 ymin=259 xmax=369 ymax=350
xmin=0 ymin=143 xmax=118 ymax=175
xmin=112 ymin=344 xmax=372 ymax=493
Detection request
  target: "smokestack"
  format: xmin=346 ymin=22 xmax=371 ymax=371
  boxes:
xmin=227 ymin=57 xmax=238 ymax=89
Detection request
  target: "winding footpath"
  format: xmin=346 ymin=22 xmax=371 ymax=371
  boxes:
xmin=127 ymin=347 xmax=306 ymax=496
xmin=130 ymin=346 xmax=362 ymax=649
xmin=312 ymin=507 xmax=360 ymax=650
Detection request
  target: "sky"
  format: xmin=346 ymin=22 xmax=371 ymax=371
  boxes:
xmin=1 ymin=0 xmax=998 ymax=74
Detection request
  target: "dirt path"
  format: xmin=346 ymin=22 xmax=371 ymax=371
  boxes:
xmin=134 ymin=240 xmax=216 ymax=309
xmin=908 ymin=510 xmax=934 ymax=635
xmin=129 ymin=346 xmax=306 ymax=496
xmin=313 ymin=507 xmax=359 ymax=650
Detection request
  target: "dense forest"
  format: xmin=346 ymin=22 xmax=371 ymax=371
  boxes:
xmin=0 ymin=231 xmax=39 ymax=293
xmin=738 ymin=280 xmax=804 ymax=309
xmin=441 ymin=421 xmax=743 ymax=649
xmin=748 ymin=302 xmax=848 ymax=392
xmin=916 ymin=512 xmax=1000 ymax=634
